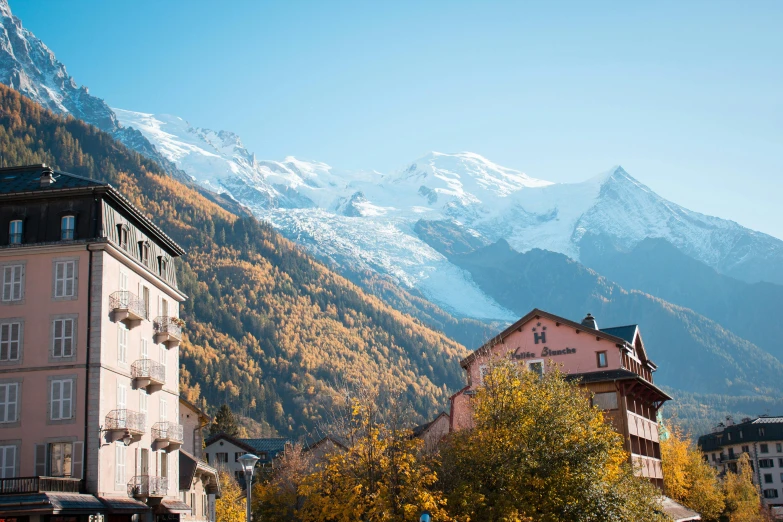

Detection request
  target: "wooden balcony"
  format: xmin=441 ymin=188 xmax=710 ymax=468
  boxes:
xmin=153 ymin=316 xmax=182 ymax=347
xmin=128 ymin=475 xmax=167 ymax=499
xmin=152 ymin=421 xmax=184 ymax=452
xmin=110 ymin=291 xmax=147 ymax=328
xmin=131 ymin=359 xmax=165 ymax=391
xmin=0 ymin=476 xmax=82 ymax=495
xmin=104 ymin=409 xmax=146 ymax=444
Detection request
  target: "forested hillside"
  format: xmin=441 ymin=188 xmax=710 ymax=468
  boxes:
xmin=0 ymin=84 xmax=468 ymax=435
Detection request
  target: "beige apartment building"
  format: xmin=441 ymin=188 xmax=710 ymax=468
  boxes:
xmin=0 ymin=164 xmax=191 ymax=521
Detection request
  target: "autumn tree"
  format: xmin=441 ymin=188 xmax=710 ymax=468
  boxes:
xmin=253 ymin=443 xmax=313 ymax=521
xmin=297 ymin=386 xmax=450 ymax=522
xmin=661 ymin=424 xmax=724 ymax=521
xmin=215 ymin=469 xmax=245 ymax=522
xmin=211 ymin=404 xmax=240 ymax=437
xmin=723 ymin=453 xmax=766 ymax=522
xmin=439 ymin=358 xmax=666 ymax=522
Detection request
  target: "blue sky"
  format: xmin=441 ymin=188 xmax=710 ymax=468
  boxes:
xmin=12 ymin=1 xmax=783 ymax=239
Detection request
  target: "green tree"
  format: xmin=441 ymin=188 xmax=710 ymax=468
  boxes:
xmin=439 ymin=359 xmax=666 ymax=522
xmin=661 ymin=425 xmax=724 ymax=521
xmin=211 ymin=404 xmax=240 ymax=437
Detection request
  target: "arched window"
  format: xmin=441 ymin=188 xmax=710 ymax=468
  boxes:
xmin=61 ymin=215 xmax=75 ymax=240
xmin=8 ymin=220 xmax=22 ymax=245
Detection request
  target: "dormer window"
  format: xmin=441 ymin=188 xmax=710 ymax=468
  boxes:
xmin=139 ymin=242 xmax=150 ymax=264
xmin=117 ymin=225 xmax=129 ymax=250
xmin=158 ymin=256 xmax=168 ymax=276
xmin=61 ymin=215 xmax=75 ymax=240
xmin=8 ymin=220 xmax=22 ymax=245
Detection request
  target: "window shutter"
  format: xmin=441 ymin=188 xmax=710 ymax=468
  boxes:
xmin=0 ymin=384 xmax=6 ymax=422
xmin=65 ymin=262 xmax=75 ymax=296
xmin=63 ymin=380 xmax=73 ymax=419
xmin=2 ymin=267 xmax=10 ymax=301
xmin=55 ymin=262 xmax=64 ymax=297
xmin=9 ymin=323 xmax=18 ymax=360
xmin=53 ymin=320 xmax=63 ymax=357
xmin=34 ymin=444 xmax=47 ymax=476
xmin=7 ymin=384 xmax=16 ymax=422
xmin=71 ymin=441 xmax=84 ymax=480
xmin=51 ymin=380 xmax=61 ymax=420
xmin=4 ymin=446 xmax=15 ymax=478
xmin=64 ymin=319 xmax=73 ymax=357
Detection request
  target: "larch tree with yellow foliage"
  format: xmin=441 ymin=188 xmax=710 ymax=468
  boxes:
xmin=297 ymin=389 xmax=451 ymax=522
xmin=661 ymin=424 xmax=724 ymax=520
xmin=723 ymin=453 xmax=767 ymax=522
xmin=215 ymin=469 xmax=246 ymax=522
xmin=439 ymin=359 xmax=666 ymax=522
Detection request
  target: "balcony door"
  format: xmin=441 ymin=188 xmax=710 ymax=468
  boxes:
xmin=141 ymin=285 xmax=150 ymax=320
xmin=140 ymin=448 xmax=149 ymax=475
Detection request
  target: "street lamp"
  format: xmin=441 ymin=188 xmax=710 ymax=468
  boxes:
xmin=238 ymin=453 xmax=260 ymax=521
xmin=420 ymin=511 xmax=432 ymax=522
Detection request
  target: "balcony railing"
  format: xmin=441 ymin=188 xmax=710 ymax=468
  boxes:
xmin=0 ymin=476 xmax=82 ymax=495
xmin=105 ymin=409 xmax=146 ymax=436
xmin=128 ymin=475 xmax=167 ymax=499
xmin=152 ymin=421 xmax=184 ymax=452
xmin=110 ymin=291 xmax=147 ymax=326
xmin=154 ymin=316 xmax=182 ymax=347
xmin=131 ymin=359 xmax=165 ymax=390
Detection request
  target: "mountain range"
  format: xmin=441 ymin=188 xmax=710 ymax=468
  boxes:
xmin=1 ymin=0 xmax=782 ymax=433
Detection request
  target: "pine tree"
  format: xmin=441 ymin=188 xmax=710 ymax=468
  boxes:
xmin=211 ymin=404 xmax=240 ymax=437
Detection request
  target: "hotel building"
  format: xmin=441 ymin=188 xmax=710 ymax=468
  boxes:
xmin=0 ymin=164 xmax=189 ymax=520
xmin=699 ymin=416 xmax=783 ymax=519
xmin=449 ymin=308 xmax=671 ymax=487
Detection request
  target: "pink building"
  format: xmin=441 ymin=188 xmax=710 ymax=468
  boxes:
xmin=449 ymin=309 xmax=671 ymax=488
xmin=0 ymin=165 xmax=191 ymax=520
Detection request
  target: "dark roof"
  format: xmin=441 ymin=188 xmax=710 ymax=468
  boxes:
xmin=205 ymin=432 xmax=291 ymax=460
xmin=600 ymin=325 xmax=638 ymax=344
xmin=157 ymin=498 xmax=193 ymax=514
xmin=698 ymin=416 xmax=783 ymax=451
xmin=0 ymin=164 xmax=185 ymax=256
xmin=565 ymin=368 xmax=672 ymax=400
xmin=179 ymin=396 xmax=211 ymax=423
xmin=98 ymin=496 xmax=149 ymax=514
xmin=661 ymin=496 xmax=701 ymax=521
xmin=302 ymin=434 xmax=348 ymax=452
xmin=0 ymin=492 xmax=108 ymax=514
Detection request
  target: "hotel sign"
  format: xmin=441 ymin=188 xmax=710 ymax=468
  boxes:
xmin=511 ymin=322 xmax=578 ymax=359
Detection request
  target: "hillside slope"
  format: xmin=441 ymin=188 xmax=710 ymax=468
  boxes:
xmin=0 ymin=84 xmax=468 ymax=434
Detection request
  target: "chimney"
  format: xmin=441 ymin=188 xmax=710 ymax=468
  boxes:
xmin=581 ymin=313 xmax=598 ymax=330
xmin=39 ymin=165 xmax=55 ymax=187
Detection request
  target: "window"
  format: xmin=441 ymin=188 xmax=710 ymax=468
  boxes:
xmin=141 ymin=338 xmax=149 ymax=360
xmin=759 ymin=427 xmax=766 ymax=437
xmin=160 ymin=451 xmax=168 ymax=479
xmin=191 ymin=493 xmax=196 ymax=515
xmin=139 ymin=390 xmax=148 ymax=418
xmin=779 ymin=458 xmax=783 ymax=468
xmin=761 ymin=443 xmax=769 ymax=453
xmin=139 ymin=242 xmax=150 ymax=264
xmin=742 ymin=445 xmax=749 ymax=453
xmin=527 ymin=359 xmax=545 ymax=377
xmin=160 ymin=397 xmax=167 ymax=422
xmin=61 ymin=216 xmax=75 ymax=240
xmin=215 ymin=452 xmax=228 ymax=464
xmin=759 ymin=459 xmax=774 ymax=468
xmin=711 ymin=453 xmax=716 ymax=462
xmin=158 ymin=256 xmax=168 ymax=276
xmin=0 ymin=383 xmax=18 ymax=423
xmin=0 ymin=445 xmax=14 ymax=478
xmin=54 ymin=260 xmax=77 ymax=298
xmin=478 ymin=365 xmax=489 ymax=385
xmin=115 ymin=442 xmax=126 ymax=485
xmin=52 ymin=318 xmax=75 ymax=358
xmin=596 ymin=351 xmax=608 ymax=368
xmin=118 ymin=323 xmax=128 ymax=366
xmin=159 ymin=345 xmax=166 ymax=377
xmin=117 ymin=383 xmax=127 ymax=411
xmin=2 ymin=265 xmax=23 ymax=302
xmin=117 ymin=225 xmax=129 ymax=249
xmin=728 ymin=448 xmax=735 ymax=458
xmin=727 ymin=432 xmax=732 ymax=441
xmin=777 ymin=443 xmax=782 ymax=453
xmin=739 ymin=430 xmax=743 ymax=439
xmin=592 ymin=392 xmax=618 ymax=410
xmin=50 ymin=379 xmax=73 ymax=420
xmin=49 ymin=442 xmax=72 ymax=477
xmin=763 ymin=489 xmax=779 ymax=499
xmin=764 ymin=473 xmax=774 ymax=484
xmin=235 ymin=452 xmax=246 ymax=462
xmin=142 ymin=286 xmax=150 ymax=320
xmin=0 ymin=322 xmax=21 ymax=361
xmin=8 ymin=220 xmax=22 ymax=244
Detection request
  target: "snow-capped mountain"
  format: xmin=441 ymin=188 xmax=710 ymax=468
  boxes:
xmin=109 ymin=108 xmax=783 ymax=320
xmin=0 ymin=0 xmax=181 ymax=175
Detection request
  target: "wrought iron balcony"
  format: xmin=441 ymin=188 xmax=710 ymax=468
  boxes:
xmin=131 ymin=359 xmax=165 ymax=391
xmin=154 ymin=316 xmax=182 ymax=347
xmin=0 ymin=476 xmax=82 ymax=495
xmin=110 ymin=291 xmax=147 ymax=327
xmin=104 ymin=409 xmax=146 ymax=443
xmin=152 ymin=422 xmax=184 ymax=452
xmin=128 ymin=475 xmax=167 ymax=499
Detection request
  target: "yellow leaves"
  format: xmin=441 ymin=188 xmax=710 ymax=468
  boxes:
xmin=215 ymin=470 xmax=246 ymax=522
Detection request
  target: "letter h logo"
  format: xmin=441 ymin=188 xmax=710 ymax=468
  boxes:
xmin=534 ymin=331 xmax=546 ymax=345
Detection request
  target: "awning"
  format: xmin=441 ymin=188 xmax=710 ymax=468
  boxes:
xmin=98 ymin=496 xmax=150 ymax=514
xmin=0 ymin=492 xmax=105 ymax=515
xmin=661 ymin=496 xmax=701 ymax=521
xmin=156 ymin=498 xmax=192 ymax=514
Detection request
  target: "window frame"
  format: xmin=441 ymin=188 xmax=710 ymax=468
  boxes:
xmin=527 ymin=359 xmax=545 ymax=377
xmin=52 ymin=317 xmax=76 ymax=359
xmin=596 ymin=351 xmax=608 ymax=368
xmin=50 ymin=378 xmax=74 ymax=421
xmin=592 ymin=391 xmax=619 ymax=411
xmin=115 ymin=442 xmax=126 ymax=485
xmin=0 ymin=444 xmax=15 ymax=478
xmin=60 ymin=215 xmax=75 ymax=241
xmin=8 ymin=220 xmax=22 ymax=245
xmin=117 ymin=323 xmax=128 ymax=367
xmin=53 ymin=259 xmax=77 ymax=299
xmin=49 ymin=441 xmax=73 ymax=478
xmin=1 ymin=264 xmax=24 ymax=303
xmin=0 ymin=321 xmax=22 ymax=362
xmin=117 ymin=225 xmax=130 ymax=250
xmin=0 ymin=382 xmax=19 ymax=423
